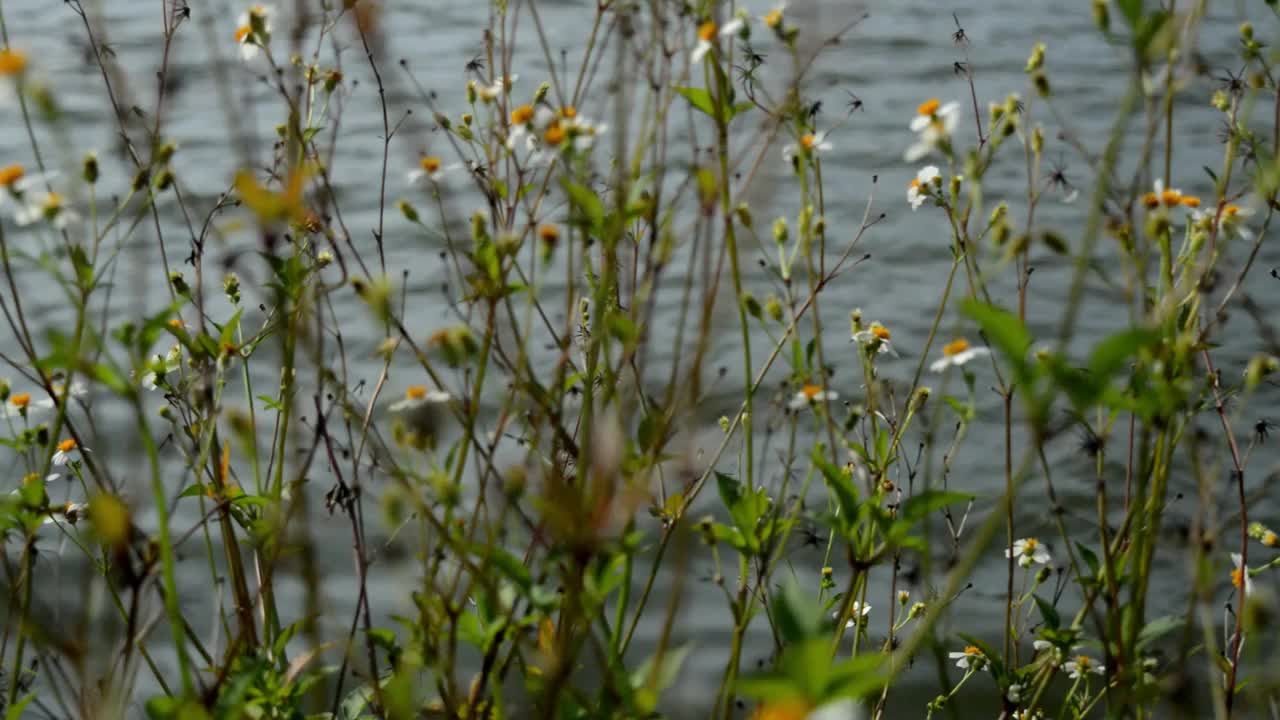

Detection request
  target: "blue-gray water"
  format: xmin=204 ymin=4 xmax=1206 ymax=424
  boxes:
xmin=4 ymin=1 xmax=1279 ymax=717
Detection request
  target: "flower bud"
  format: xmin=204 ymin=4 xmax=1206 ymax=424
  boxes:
xmin=1031 ymin=126 xmax=1044 ymax=155
xmin=1032 ymin=72 xmax=1050 ymax=98
xmin=1035 ymin=566 xmax=1052 ymax=585
xmin=397 ymin=198 xmax=420 ymax=223
xmin=1212 ymin=90 xmax=1231 ymax=112
xmin=735 ymin=202 xmax=753 ymax=229
xmin=765 ymin=294 xmax=783 ymax=323
xmin=1241 ymin=22 xmax=1254 ymax=42
xmin=169 ymin=271 xmax=190 ymax=296
xmin=910 ymin=387 xmax=930 ymax=412
xmin=324 ymin=69 xmax=343 ymax=93
xmin=772 ymin=217 xmax=788 ymax=244
xmin=466 ymin=80 xmax=478 ymax=104
xmin=898 ymin=590 xmax=910 ymax=605
xmin=224 ymin=273 xmax=241 ymax=304
xmin=534 ymin=81 xmax=550 ymax=104
xmin=742 ymin=291 xmax=762 ymax=320
xmin=1025 ymin=43 xmax=1045 ymax=74
xmin=1091 ymin=0 xmax=1109 ymax=32
xmin=82 ymin=152 xmax=99 ymax=184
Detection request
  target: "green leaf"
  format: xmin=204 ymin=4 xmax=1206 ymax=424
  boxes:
xmin=1033 ymin=594 xmax=1060 ymax=630
xmin=1076 ymin=542 xmax=1100 ymax=577
xmin=960 ymin=299 xmax=1032 ymax=376
xmin=715 ymin=471 xmax=742 ymax=512
xmin=1087 ymin=327 xmax=1157 ymax=382
xmin=476 ymin=544 xmax=532 ymax=591
xmin=631 ymin=643 xmax=693 ymax=695
xmin=774 ymin=580 xmax=824 ymax=644
xmin=1117 ymin=0 xmax=1142 ymax=26
xmin=899 ymin=491 xmax=973 ymax=524
xmin=1137 ymin=615 xmax=1183 ymax=649
xmin=561 ymin=179 xmax=605 ymax=235
xmin=674 ymin=86 xmax=717 ymax=119
xmin=5 ymin=695 xmax=34 ymax=720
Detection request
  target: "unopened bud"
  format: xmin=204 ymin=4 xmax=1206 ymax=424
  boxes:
xmin=534 ymin=81 xmax=550 ymax=104
xmin=1025 ymin=43 xmax=1046 ymax=73
xmin=82 ymin=152 xmax=99 ymax=184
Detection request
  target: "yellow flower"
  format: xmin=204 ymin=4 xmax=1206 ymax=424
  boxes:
xmin=234 ymin=167 xmax=311 ymax=225
xmin=0 ymin=48 xmax=28 ymax=77
xmin=871 ymin=322 xmax=891 ymax=340
xmin=1263 ymin=530 xmax=1278 ymax=547
xmin=543 ymin=123 xmax=565 ymax=145
xmin=0 ymin=163 xmax=24 ymax=187
xmin=1180 ymin=195 xmax=1201 ymax=208
xmin=10 ymin=392 xmax=30 ymax=409
xmin=697 ymin=21 xmax=719 ymax=42
xmin=538 ymin=224 xmax=560 ymax=244
xmin=943 ymin=338 xmax=969 ymax=356
xmin=510 ymin=104 xmax=535 ymax=125
xmin=917 ymin=98 xmax=941 ymax=116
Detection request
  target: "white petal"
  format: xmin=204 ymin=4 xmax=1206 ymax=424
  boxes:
xmin=691 ymin=41 xmax=711 ymax=64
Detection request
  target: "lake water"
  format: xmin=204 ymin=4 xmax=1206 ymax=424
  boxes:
xmin=4 ymin=0 xmax=1278 ymax=717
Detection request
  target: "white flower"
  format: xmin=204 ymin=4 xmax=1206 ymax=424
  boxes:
xmin=1012 ymin=710 xmax=1044 ymax=720
xmin=1231 ymin=552 xmax=1254 ymax=596
xmin=1063 ymin=654 xmax=1105 ymax=679
xmin=1192 ymin=203 xmax=1256 ymax=240
xmin=1007 ymin=537 xmax=1051 ymax=568
xmin=851 ymin=322 xmax=896 ymax=356
xmin=929 ymin=338 xmax=990 ymax=373
xmin=389 ymin=385 xmax=451 ymax=413
xmin=838 ymin=602 xmax=871 ymax=628
xmin=235 ymin=5 xmax=274 ymax=61
xmin=691 ymin=18 xmax=744 ymax=64
xmin=407 ymin=156 xmax=460 ymax=185
xmin=14 ymin=190 xmax=79 ymax=229
xmin=42 ymin=501 xmax=89 ymax=526
xmin=52 ymin=438 xmax=90 ymax=466
xmin=34 ymin=378 xmax=89 ymax=410
xmin=783 ymin=131 xmax=833 ymax=165
xmin=569 ymin=116 xmax=608 ymax=152
xmin=476 ymin=75 xmax=518 ymax=102
xmin=949 ymin=645 xmax=987 ymax=671
xmin=138 ymin=345 xmax=182 ymax=391
xmin=1006 ymin=683 xmax=1024 ymax=703
xmin=1033 ymin=639 xmax=1052 ymax=653
xmin=905 ymin=98 xmax=961 ymax=162
xmin=907 ymin=165 xmax=940 ymax=210
xmin=789 ymin=384 xmax=837 ymax=410
xmin=805 ymin=698 xmax=855 ymax=720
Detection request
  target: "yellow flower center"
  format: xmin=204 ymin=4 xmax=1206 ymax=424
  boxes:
xmin=763 ymin=9 xmax=783 ymax=29
xmin=749 ymin=699 xmax=811 ymax=720
xmin=43 ymin=192 xmax=63 ymax=211
xmin=964 ymin=645 xmax=982 ymax=656
xmin=917 ymin=98 xmax=941 ymax=116
xmin=538 ymin=224 xmax=560 ymax=243
xmin=235 ymin=25 xmax=253 ymax=43
xmin=801 ymin=384 xmax=823 ymax=400
xmin=871 ymin=323 xmax=891 ymax=340
xmin=698 ymin=21 xmax=718 ymax=42
xmin=943 ymin=339 xmax=970 ymax=357
xmin=168 ymin=318 xmax=185 ymax=329
xmin=1180 ymin=195 xmax=1201 ymax=208
xmin=57 ymin=438 xmax=77 ymax=452
xmin=510 ymin=104 xmax=535 ymax=125
xmin=800 ymin=134 xmax=816 ymax=151
xmin=543 ymin=123 xmax=565 ymax=145
xmin=406 ymin=385 xmax=427 ymax=400
xmin=1223 ymin=205 xmax=1241 ymax=217
xmin=1141 ymin=192 xmax=1160 ymax=209
xmin=909 ymin=178 xmax=920 ymax=189
xmin=1075 ymin=655 xmax=1091 ymax=668
xmin=560 ymin=105 xmax=577 ymax=119
xmin=0 ymin=163 xmax=24 ymax=187
xmin=1264 ymin=531 xmax=1278 ymax=547
xmin=420 ymin=156 xmax=442 ymax=173
xmin=1023 ymin=537 xmax=1038 ymax=552
xmin=1160 ymin=190 xmax=1182 ymax=207
xmin=1231 ymin=568 xmax=1244 ymax=589
xmin=0 ymin=48 xmax=28 ymax=76
xmin=10 ymin=393 xmax=30 ymax=408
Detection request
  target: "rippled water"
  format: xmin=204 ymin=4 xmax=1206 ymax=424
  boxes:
xmin=4 ymin=0 xmax=1279 ymax=716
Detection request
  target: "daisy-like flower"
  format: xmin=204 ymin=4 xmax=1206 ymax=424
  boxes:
xmin=782 ymin=132 xmax=833 ymax=165
xmin=838 ymin=602 xmax=871 ymax=628
xmin=905 ymin=98 xmax=961 ymax=162
xmin=5 ymin=392 xmax=32 ymax=418
xmin=1063 ymin=654 xmax=1105 ymax=679
xmin=476 ymin=74 xmax=517 ymax=102
xmin=390 ymin=385 xmax=451 ymax=413
xmin=852 ymin=322 xmax=896 ymax=356
xmin=929 ymin=338 xmax=990 ymax=373
xmin=1263 ymin=529 xmax=1279 ymax=548
xmin=0 ymin=47 xmax=28 ymax=105
xmin=1192 ymin=203 xmax=1256 ymax=241
xmin=52 ymin=437 xmax=90 ymax=466
xmin=14 ymin=190 xmax=79 ymax=229
xmin=949 ymin=645 xmax=987 ymax=671
xmin=43 ymin=500 xmax=89 ymax=526
xmin=35 ymin=378 xmax=88 ymax=410
xmin=139 ymin=345 xmax=183 ymax=391
xmin=1231 ymin=552 xmax=1254 ymax=596
xmin=1139 ymin=179 xmax=1201 ymax=217
xmin=789 ymin=383 xmax=837 ymax=410
xmin=1006 ymin=537 xmax=1051 ymax=568
xmin=762 ymin=1 xmax=788 ymax=30
xmin=907 ymin=165 xmax=940 ymax=210
xmin=408 ymin=155 xmax=460 ymax=185
xmin=691 ymin=16 xmax=745 ymax=65
xmin=1012 ymin=710 xmax=1045 ymax=720
xmin=234 ymin=5 xmax=274 ymax=61
xmin=566 ymin=116 xmax=608 ymax=152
